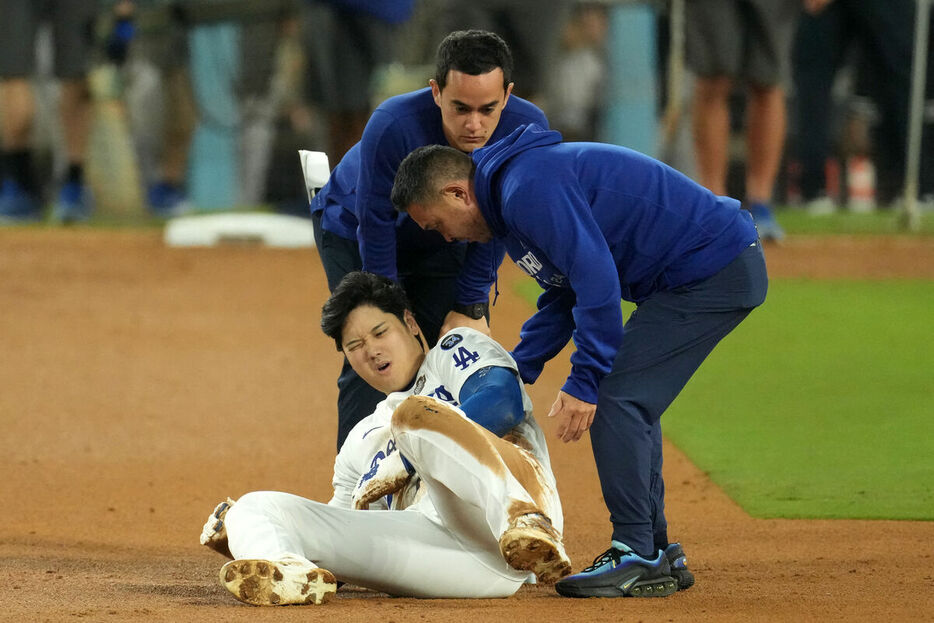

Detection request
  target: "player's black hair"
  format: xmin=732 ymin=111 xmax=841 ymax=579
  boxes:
xmin=391 ymin=144 xmax=475 ymax=213
xmin=321 ymin=271 xmax=415 ymax=351
xmin=434 ymin=30 xmax=513 ymax=91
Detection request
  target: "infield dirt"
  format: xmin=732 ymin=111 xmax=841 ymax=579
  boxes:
xmin=1 ymin=230 xmax=932 ymax=622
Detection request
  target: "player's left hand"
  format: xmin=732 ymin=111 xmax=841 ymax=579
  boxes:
xmin=548 ymin=390 xmax=596 ymax=443
xmin=352 ymin=450 xmax=413 ymax=510
xmin=440 ymin=310 xmax=490 ymax=337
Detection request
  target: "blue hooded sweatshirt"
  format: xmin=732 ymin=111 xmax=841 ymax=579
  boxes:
xmin=311 ymin=87 xmax=548 ymax=304
xmin=471 ymin=124 xmax=759 ymax=404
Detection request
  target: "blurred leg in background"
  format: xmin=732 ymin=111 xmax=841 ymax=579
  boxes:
xmin=793 ymin=0 xmax=914 ymax=215
xmin=686 ymin=0 xmax=798 ymax=242
xmin=303 ymin=1 xmax=409 ymax=166
xmin=547 ymin=3 xmax=609 ymax=142
xmin=0 ymin=0 xmax=97 ymax=224
xmin=130 ymin=7 xmax=197 ymax=218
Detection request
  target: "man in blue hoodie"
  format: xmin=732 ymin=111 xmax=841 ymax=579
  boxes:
xmin=310 ymin=30 xmax=549 ymax=450
xmin=391 ymin=124 xmax=768 ymax=598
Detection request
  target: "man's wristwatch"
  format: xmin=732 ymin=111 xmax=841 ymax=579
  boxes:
xmin=451 ymin=302 xmax=489 ymax=320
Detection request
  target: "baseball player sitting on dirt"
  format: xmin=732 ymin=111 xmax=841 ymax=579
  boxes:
xmin=199 ymin=271 xmax=570 ymax=606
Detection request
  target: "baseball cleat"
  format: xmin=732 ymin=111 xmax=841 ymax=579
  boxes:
xmin=555 ymin=541 xmax=677 ymax=598
xmin=499 ymin=513 xmax=572 ymax=583
xmin=199 ymin=498 xmax=236 ymax=558
xmin=664 ymin=542 xmax=695 ymax=591
xmin=219 ymin=556 xmax=337 ymax=606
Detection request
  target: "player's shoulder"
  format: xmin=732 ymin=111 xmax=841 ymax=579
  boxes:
xmin=361 ymin=88 xmax=440 ymax=157
xmin=436 ymin=327 xmax=495 ymax=351
xmin=502 ymin=94 xmax=548 ymax=126
xmin=429 ymin=327 xmax=517 ymax=372
xmin=371 ymin=87 xmax=437 ymax=126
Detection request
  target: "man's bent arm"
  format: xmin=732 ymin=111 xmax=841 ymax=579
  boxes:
xmin=356 ymin=109 xmax=406 ymax=280
xmin=510 ymin=286 xmax=576 ymax=385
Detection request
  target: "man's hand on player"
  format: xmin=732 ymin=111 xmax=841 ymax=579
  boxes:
xmin=548 ymin=390 xmax=596 ymax=443
xmin=440 ymin=310 xmax=490 ymax=337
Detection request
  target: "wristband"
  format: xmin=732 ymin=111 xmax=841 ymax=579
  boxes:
xmin=451 ymin=302 xmax=488 ymax=320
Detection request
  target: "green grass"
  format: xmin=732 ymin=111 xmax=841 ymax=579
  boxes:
xmin=774 ymin=206 xmax=934 ymax=236
xmin=515 ymin=279 xmax=934 ymax=520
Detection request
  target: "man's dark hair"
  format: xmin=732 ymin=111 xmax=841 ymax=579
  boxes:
xmin=435 ymin=30 xmax=513 ymax=91
xmin=391 ymin=144 xmax=475 ymax=213
xmin=321 ymin=271 xmax=413 ymax=351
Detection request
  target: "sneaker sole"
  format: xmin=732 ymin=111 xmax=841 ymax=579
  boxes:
xmin=556 ymin=574 xmax=678 ymax=598
xmin=664 ymin=545 xmax=695 ymax=591
xmin=220 ymin=559 xmax=336 ymax=606
xmin=628 ymin=576 xmax=678 ymax=597
xmin=500 ymin=528 xmax=572 ymax=584
xmin=671 ymin=567 xmax=695 ymax=591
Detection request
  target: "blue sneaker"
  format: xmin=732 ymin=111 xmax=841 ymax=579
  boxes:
xmin=0 ymin=179 xmax=41 ymax=223
xmin=554 ymin=541 xmax=677 ymax=598
xmin=664 ymin=542 xmax=695 ymax=591
xmin=51 ymin=181 xmax=92 ymax=224
xmin=147 ymin=181 xmax=190 ymax=218
xmin=748 ymin=202 xmax=785 ymax=242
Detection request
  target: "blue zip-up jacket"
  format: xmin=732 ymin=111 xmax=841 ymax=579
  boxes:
xmin=311 ymin=87 xmax=548 ymax=304
xmin=471 ymin=124 xmax=759 ymax=404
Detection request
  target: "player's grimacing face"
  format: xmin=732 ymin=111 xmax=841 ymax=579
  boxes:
xmin=340 ymin=305 xmax=425 ymax=394
xmin=431 ymin=69 xmax=513 ymax=152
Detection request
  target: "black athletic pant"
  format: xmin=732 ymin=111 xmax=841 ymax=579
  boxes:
xmin=793 ymin=0 xmax=914 ymax=203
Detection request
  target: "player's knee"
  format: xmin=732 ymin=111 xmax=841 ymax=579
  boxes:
xmin=390 ymin=395 xmax=456 ymax=432
xmin=225 ymin=491 xmax=262 ymax=524
xmin=233 ymin=491 xmax=266 ymax=508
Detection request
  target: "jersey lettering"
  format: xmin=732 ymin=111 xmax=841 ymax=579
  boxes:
xmin=357 ymin=438 xmax=397 ymax=488
xmin=516 ymin=252 xmax=543 ymax=277
xmin=452 ymin=346 xmax=480 ymax=371
xmin=515 ymin=250 xmax=568 ymax=287
xmin=428 ymin=384 xmax=458 ymax=405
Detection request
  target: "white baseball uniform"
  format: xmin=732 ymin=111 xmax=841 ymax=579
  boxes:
xmin=223 ymin=328 xmax=563 ymax=598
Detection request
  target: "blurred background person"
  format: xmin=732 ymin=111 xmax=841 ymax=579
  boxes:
xmin=439 ymin=0 xmax=572 ymax=114
xmin=0 ymin=0 xmax=100 ymax=224
xmin=302 ymin=0 xmax=415 ymax=166
xmin=547 ymin=2 xmax=609 ymax=142
xmin=123 ymin=0 xmax=198 ymax=217
xmin=685 ymin=0 xmax=800 ymax=242
xmin=792 ymin=0 xmax=915 ymax=215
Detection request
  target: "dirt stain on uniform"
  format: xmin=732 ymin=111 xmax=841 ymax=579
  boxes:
xmin=392 ymin=395 xmax=549 ymax=511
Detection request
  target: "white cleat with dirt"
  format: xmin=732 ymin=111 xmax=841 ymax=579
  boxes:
xmin=499 ymin=512 xmax=572 ymax=584
xmin=219 ymin=555 xmax=337 ymax=606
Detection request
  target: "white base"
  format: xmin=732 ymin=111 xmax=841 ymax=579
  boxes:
xmin=163 ymin=212 xmax=316 ymax=248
